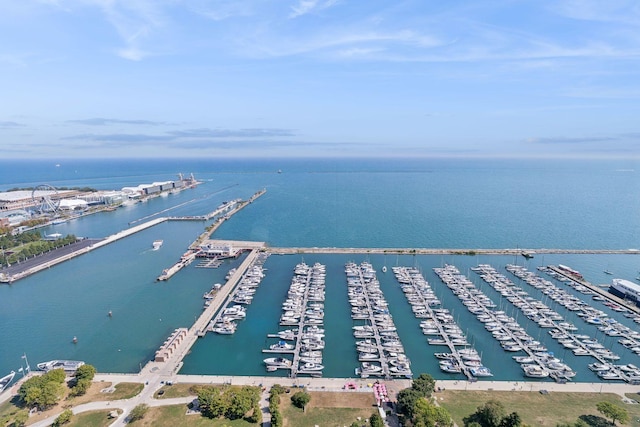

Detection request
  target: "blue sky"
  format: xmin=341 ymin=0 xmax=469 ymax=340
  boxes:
xmin=1 ymin=0 xmax=639 ymax=158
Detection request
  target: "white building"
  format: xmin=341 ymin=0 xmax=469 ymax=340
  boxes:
xmin=610 ymin=278 xmax=640 ymax=304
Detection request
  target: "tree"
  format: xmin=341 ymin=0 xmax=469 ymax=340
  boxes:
xmin=12 ymin=411 xmax=29 ymax=427
xmin=70 ymin=378 xmax=91 ymax=396
xmin=198 ymin=387 xmax=228 ymax=419
xmin=596 ymin=401 xmax=629 ymax=425
xmin=412 ymin=374 xmax=436 ymax=397
xmin=464 ymin=400 xmax=506 ymax=427
xmin=53 ymin=409 xmax=73 ymax=426
xmin=128 ymin=404 xmax=149 ymax=422
xmin=291 ymin=391 xmax=311 ymax=410
xmin=247 ymin=401 xmax=261 ymax=423
xmin=500 ymin=412 xmax=522 ymax=427
xmin=40 ymin=381 xmax=65 ymax=409
xmin=226 ymin=387 xmax=258 ymax=420
xmin=413 ymin=398 xmax=453 ymax=427
xmin=18 ymin=373 xmax=65 ymax=410
xmin=396 ymin=388 xmax=421 ymax=420
xmin=370 ymin=411 xmax=384 ymax=427
xmin=74 ymin=364 xmax=96 ymax=382
xmin=44 ymin=368 xmax=67 ymax=385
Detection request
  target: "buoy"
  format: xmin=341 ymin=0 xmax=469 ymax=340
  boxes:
xmin=72 ymin=336 xmax=78 ymax=344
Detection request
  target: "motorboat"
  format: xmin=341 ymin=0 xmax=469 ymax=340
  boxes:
xmin=212 ymin=323 xmax=237 ymax=334
xmin=263 ymin=357 xmax=292 ymax=368
xmin=299 ymin=362 xmax=324 ymax=371
xmin=269 ymin=341 xmax=294 ymax=351
xmin=36 ymin=360 xmax=85 ymax=373
xmin=152 ymin=240 xmax=163 ymax=250
xmin=0 ymin=371 xmax=16 ymax=394
xmin=522 ymin=364 xmax=549 ymax=378
xmin=470 ymin=366 xmax=493 ymax=377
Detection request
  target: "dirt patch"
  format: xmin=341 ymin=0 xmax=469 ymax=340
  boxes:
xmin=306 ymin=391 xmax=376 ymax=409
xmin=66 ymin=382 xmax=113 ymax=405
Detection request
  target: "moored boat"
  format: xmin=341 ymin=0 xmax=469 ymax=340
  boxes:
xmin=36 ymin=360 xmax=84 ymax=373
xmin=0 ymin=371 xmax=16 ymax=394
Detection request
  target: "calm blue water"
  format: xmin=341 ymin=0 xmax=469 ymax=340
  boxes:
xmin=1 ymin=158 xmax=639 ymax=382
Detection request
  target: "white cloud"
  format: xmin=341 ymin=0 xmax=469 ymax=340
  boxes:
xmin=289 ymin=0 xmax=339 ymax=18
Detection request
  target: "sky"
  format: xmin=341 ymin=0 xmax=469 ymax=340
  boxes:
xmin=1 ymin=0 xmax=640 ymax=159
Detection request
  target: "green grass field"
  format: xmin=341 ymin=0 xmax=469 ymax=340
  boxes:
xmin=438 ymin=390 xmax=640 ymax=427
xmin=108 ymin=382 xmax=144 ymax=400
xmin=130 ymin=404 xmax=256 ymax=426
xmin=66 ymin=410 xmax=121 ymax=427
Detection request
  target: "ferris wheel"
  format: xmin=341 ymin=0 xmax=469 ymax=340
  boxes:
xmin=31 ymin=184 xmax=60 ymax=214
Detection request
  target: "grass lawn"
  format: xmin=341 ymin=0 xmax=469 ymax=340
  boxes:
xmin=155 ymin=383 xmax=197 ymax=399
xmin=129 ymin=404 xmax=256 ymax=426
xmin=66 ymin=409 xmax=122 ymax=427
xmin=438 ymin=390 xmax=640 ymax=427
xmin=105 ymin=382 xmax=145 ymax=400
xmin=0 ymin=381 xmax=143 ymax=426
xmin=0 ymin=399 xmax=28 ymax=426
xmin=281 ymin=391 xmax=379 ymax=427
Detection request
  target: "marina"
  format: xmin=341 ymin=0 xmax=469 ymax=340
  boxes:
xmin=2 ymin=159 xmax=640 ymax=388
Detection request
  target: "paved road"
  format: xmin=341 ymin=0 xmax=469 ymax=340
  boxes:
xmin=0 ymin=239 xmax=101 ymax=276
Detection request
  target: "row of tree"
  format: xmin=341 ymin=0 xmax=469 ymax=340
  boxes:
xmin=1 ymin=234 xmax=77 ymax=267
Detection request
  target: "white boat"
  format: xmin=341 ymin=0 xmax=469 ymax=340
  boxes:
xmin=0 ymin=371 xmax=15 ymax=394
xmin=269 ymin=341 xmax=294 ymax=351
xmin=37 ymin=360 xmax=84 ymax=373
xmin=152 ymin=240 xmax=163 ymax=250
xmin=522 ymin=364 xmax=550 ymax=378
xmin=470 ymin=366 xmax=493 ymax=377
xmin=360 ymin=362 xmax=383 ymax=374
xmin=299 ymin=362 xmax=324 ymax=371
xmin=212 ymin=323 xmax=236 ymax=334
xmin=263 ymin=357 xmax=292 ymax=368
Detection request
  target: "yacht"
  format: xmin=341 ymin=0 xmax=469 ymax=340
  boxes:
xmin=36 ymin=360 xmax=84 ymax=373
xmin=522 ymin=364 xmax=550 ymax=378
xmin=299 ymin=362 xmax=324 ymax=371
xmin=269 ymin=341 xmax=294 ymax=351
xmin=212 ymin=323 xmax=237 ymax=334
xmin=263 ymin=357 xmax=292 ymax=368
xmin=470 ymin=366 xmax=493 ymax=377
xmin=152 ymin=240 xmax=163 ymax=250
xmin=1 ymin=371 xmax=15 ymax=394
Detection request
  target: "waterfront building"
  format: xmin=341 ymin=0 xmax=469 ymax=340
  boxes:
xmin=610 ymin=279 xmax=640 ymax=305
